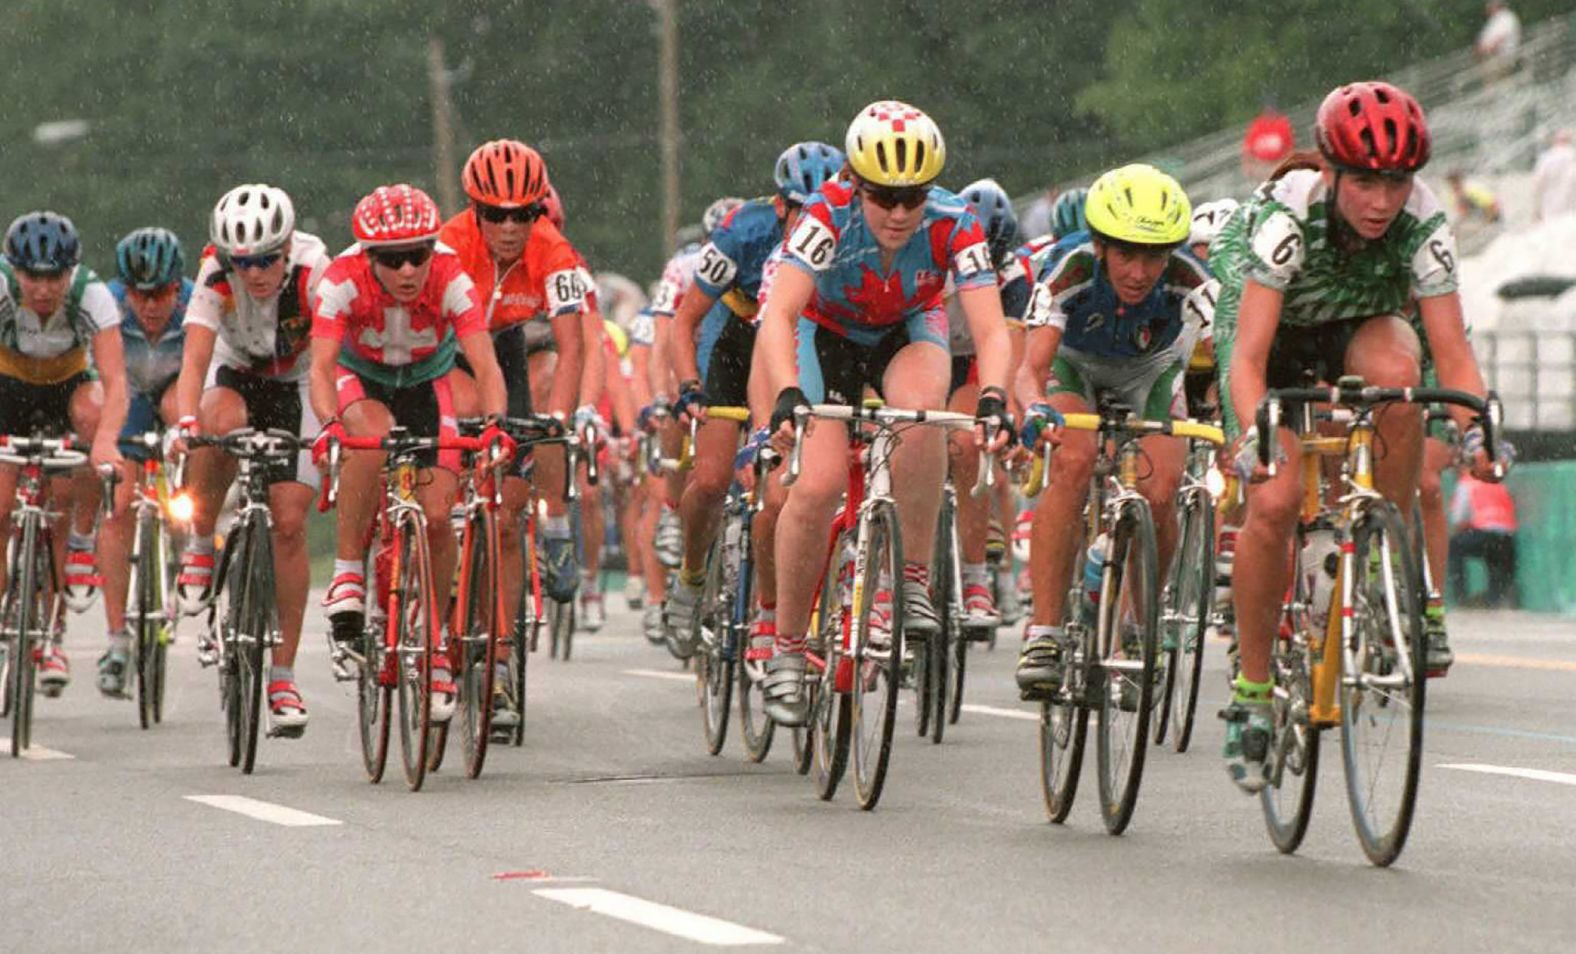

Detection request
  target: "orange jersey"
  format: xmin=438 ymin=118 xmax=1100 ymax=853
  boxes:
xmin=438 ymin=211 xmax=589 ymax=332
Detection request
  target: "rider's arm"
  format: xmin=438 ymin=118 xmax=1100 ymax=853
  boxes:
xmin=458 ymin=331 xmax=508 ymax=418
xmin=577 ymin=310 xmax=606 ymax=408
xmin=629 ymin=341 xmax=655 ymax=410
xmin=1418 ymin=292 xmax=1487 ymax=433
xmin=756 ymin=265 xmax=817 ymax=402
xmin=649 ymin=315 xmax=673 ymax=401
xmin=1226 ymin=279 xmax=1284 ymax=436
xmin=174 ymin=325 xmax=218 ymax=423
xmin=1013 ymin=324 xmax=1061 ymax=413
xmin=547 ymin=310 xmax=583 ymax=419
xmin=307 ymin=337 xmax=342 ymax=427
xmin=670 ymin=285 xmax=718 ymax=388
xmin=604 ymin=357 xmax=638 ymax=434
xmin=88 ymin=327 xmax=130 ymax=465
xmin=957 ymin=284 xmax=1011 ymax=394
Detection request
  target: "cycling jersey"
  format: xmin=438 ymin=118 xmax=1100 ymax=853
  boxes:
xmin=0 ymin=260 xmax=119 ymax=384
xmin=1000 ymin=233 xmax=1057 ymax=323
xmin=186 ymin=232 xmax=331 ymax=381
xmin=1024 ymin=231 xmax=1211 ymax=360
xmin=692 ymin=197 xmax=784 ymax=323
xmin=1210 ymin=169 xmax=1458 ymax=330
xmin=110 ymin=278 xmax=192 ymax=397
xmin=438 ymin=212 xmax=588 ymax=332
xmin=783 ymin=181 xmax=995 ymax=347
xmin=311 ymin=245 xmax=486 ymax=388
xmin=649 ymin=243 xmax=703 ymax=319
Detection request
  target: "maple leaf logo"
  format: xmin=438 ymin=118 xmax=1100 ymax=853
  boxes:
xmin=833 ymin=266 xmax=944 ymax=327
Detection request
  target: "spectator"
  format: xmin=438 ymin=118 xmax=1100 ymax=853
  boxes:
xmin=1531 ymin=129 xmax=1576 ymax=222
xmin=1447 ymin=465 xmax=1518 ymax=608
xmin=1444 ymin=170 xmax=1502 ymax=223
xmin=1019 ymin=187 xmax=1056 ymax=241
xmin=1475 ymin=2 xmax=1522 ymax=82
xmin=1241 ymin=107 xmax=1294 ymax=183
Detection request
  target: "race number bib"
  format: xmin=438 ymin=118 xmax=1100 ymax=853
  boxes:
xmin=1249 ymin=210 xmax=1304 ymax=285
xmin=695 ymin=243 xmax=739 ymax=289
xmin=544 ymin=268 xmax=588 ymax=316
xmin=786 ymin=216 xmax=837 ymax=272
xmin=953 ymin=241 xmax=993 ymax=279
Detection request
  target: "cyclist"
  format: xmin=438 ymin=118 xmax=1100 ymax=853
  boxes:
xmin=1209 ymin=82 xmax=1509 ymax=792
xmin=1012 ymin=165 xmax=1210 ymax=701
xmin=592 ymin=272 xmax=649 ymax=616
xmin=0 ymin=211 xmax=129 ymax=694
xmin=664 ymin=142 xmax=845 ymax=658
xmin=174 ymin=183 xmax=331 ymax=737
xmin=96 ymin=228 xmax=192 ymax=697
xmin=757 ymin=101 xmax=1015 ymax=725
xmin=310 ymin=183 xmax=510 ymax=726
xmin=1049 ymin=187 xmax=1089 ymax=241
xmin=439 ymin=143 xmax=588 ymax=652
xmin=946 ymin=178 xmax=1025 ymax=627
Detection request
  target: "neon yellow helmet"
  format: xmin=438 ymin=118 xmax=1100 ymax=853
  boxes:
xmin=1084 ymin=164 xmax=1192 ymax=246
xmin=844 ymin=100 xmax=946 ymax=187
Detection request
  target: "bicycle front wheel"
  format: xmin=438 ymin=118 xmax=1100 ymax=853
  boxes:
xmin=1341 ymin=500 xmax=1426 ymax=867
xmin=811 ymin=542 xmax=850 ymax=800
xmin=850 ymin=500 xmax=903 ymax=810
xmin=134 ymin=509 xmax=159 ymax=730
xmin=1160 ymin=486 xmax=1214 ymax=752
xmin=696 ymin=529 xmax=735 ymax=756
xmin=1262 ymin=525 xmax=1320 ymax=853
xmin=1095 ymin=497 xmax=1159 ymax=835
xmin=236 ymin=525 xmax=274 ymax=775
xmin=6 ymin=517 xmax=42 ymax=756
xmin=457 ymin=507 xmax=503 ymax=779
xmin=393 ymin=516 xmax=437 ymax=791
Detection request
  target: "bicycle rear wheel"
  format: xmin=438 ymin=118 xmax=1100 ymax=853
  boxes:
xmin=393 ymin=516 xmax=436 ymax=791
xmin=549 ymin=598 xmax=575 ymax=660
xmin=811 ymin=544 xmax=850 ymax=800
xmin=457 ymin=507 xmax=503 ymax=779
xmin=733 ymin=518 xmax=774 ymax=763
xmin=1159 ymin=487 xmax=1213 ymax=752
xmin=696 ymin=528 xmax=736 ymax=755
xmin=947 ymin=612 xmax=968 ymax=725
xmin=1341 ymin=501 xmax=1426 ymax=867
xmin=508 ymin=572 xmax=539 ymax=746
xmin=1095 ymin=498 xmax=1159 ymax=835
xmin=850 ymin=500 xmax=903 ymax=810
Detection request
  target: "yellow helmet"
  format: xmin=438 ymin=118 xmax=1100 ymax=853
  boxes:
xmin=1084 ymin=164 xmax=1192 ymax=246
xmin=844 ymin=100 xmax=946 ymax=187
xmin=603 ymin=319 xmax=629 ymax=359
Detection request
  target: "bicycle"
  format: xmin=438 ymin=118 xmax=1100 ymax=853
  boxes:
xmin=1251 ymin=376 xmax=1503 ymax=866
xmin=325 ymin=426 xmax=482 ymax=791
xmin=916 ymin=452 xmax=994 ymax=744
xmin=185 ymin=428 xmax=304 ymax=774
xmin=113 ymin=432 xmax=186 ymax=730
xmin=0 ymin=436 xmax=86 ymax=756
xmin=784 ymin=402 xmax=982 ymax=810
xmin=1024 ymin=400 xmax=1222 ymax=834
xmin=1153 ymin=418 xmax=1225 ymax=752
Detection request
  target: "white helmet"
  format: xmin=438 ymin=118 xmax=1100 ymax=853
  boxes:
xmin=1188 ymin=198 xmax=1240 ymax=249
xmin=210 ymin=184 xmax=296 ymax=256
xmin=595 ymin=272 xmax=648 ymax=331
xmin=702 ymin=197 xmax=745 ymax=236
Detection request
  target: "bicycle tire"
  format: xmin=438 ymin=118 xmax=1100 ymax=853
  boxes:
xmin=135 ymin=508 xmax=159 ymax=731
xmin=697 ymin=528 xmax=736 ymax=756
xmin=811 ymin=542 xmax=850 ymax=800
xmin=921 ymin=499 xmax=950 ymax=743
xmin=457 ymin=506 xmax=503 ymax=779
xmin=7 ymin=517 xmax=41 ymax=756
xmin=393 ymin=515 xmax=436 ymax=791
xmin=508 ymin=569 xmax=538 ymax=746
xmin=1095 ymin=497 xmax=1159 ymax=835
xmin=237 ymin=524 xmax=273 ymax=775
xmin=851 ymin=500 xmax=903 ymax=810
xmin=733 ymin=513 xmax=775 ymax=763
xmin=154 ymin=519 xmax=176 ymax=725
xmin=948 ymin=609 xmax=968 ymax=725
xmin=1340 ymin=500 xmax=1426 ymax=867
xmin=1163 ymin=487 xmax=1214 ymax=752
xmin=1259 ymin=520 xmax=1321 ymax=852
xmin=357 ymin=534 xmax=393 ymax=783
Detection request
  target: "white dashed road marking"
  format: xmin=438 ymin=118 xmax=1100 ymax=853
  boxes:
xmin=624 ymin=668 xmax=696 ymax=683
xmin=534 ymin=887 xmax=784 ymax=946
xmin=0 ymin=740 xmax=75 ymax=760
xmin=1438 ymin=763 xmax=1576 ymax=787
xmin=184 ymin=794 xmax=343 ymax=827
xmin=960 ymin=703 xmax=1039 ymax=722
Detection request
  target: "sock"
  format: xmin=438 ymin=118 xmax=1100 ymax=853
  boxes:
xmin=543 ymin=514 xmax=571 ymax=538
xmin=679 ymin=565 xmax=706 ymax=587
xmin=962 ymin=562 xmax=989 ymax=587
xmin=186 ymin=536 xmax=215 ymax=556
xmin=495 ymin=662 xmax=509 ymax=683
xmin=756 ymin=601 xmax=776 ymax=622
xmin=69 ymin=530 xmax=94 ymax=551
xmin=269 ymin=666 xmax=294 ymax=685
xmin=108 ymin=630 xmax=131 ymax=652
xmin=774 ymin=630 xmax=807 ymax=655
xmin=1025 ymin=623 xmax=1062 ymax=642
xmin=902 ymin=561 xmax=929 ymax=588
xmin=580 ymin=568 xmax=597 ymax=586
xmin=333 ymin=558 xmax=362 ymax=580
xmin=1232 ymin=673 xmax=1273 ymax=703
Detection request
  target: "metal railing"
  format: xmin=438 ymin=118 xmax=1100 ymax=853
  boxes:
xmin=1475 ymin=328 xmax=1576 ymax=431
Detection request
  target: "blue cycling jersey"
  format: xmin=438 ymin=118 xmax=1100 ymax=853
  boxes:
xmin=692 ymin=197 xmax=785 ymax=375
xmin=109 ymin=278 xmax=191 ymax=396
xmin=781 ymin=180 xmax=995 ymax=347
xmin=1025 ymin=232 xmax=1211 ymax=359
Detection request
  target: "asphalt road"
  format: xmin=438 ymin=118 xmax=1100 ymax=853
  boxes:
xmin=6 ymin=599 xmax=1575 ymax=953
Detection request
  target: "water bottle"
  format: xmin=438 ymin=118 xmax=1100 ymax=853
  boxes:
xmin=1081 ymin=533 xmax=1110 ymax=623
xmin=1299 ymin=528 xmax=1338 ymax=634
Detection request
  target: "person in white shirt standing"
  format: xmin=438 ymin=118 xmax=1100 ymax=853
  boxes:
xmin=1475 ymin=2 xmax=1522 ymax=82
xmin=1532 ymin=129 xmax=1576 ymax=222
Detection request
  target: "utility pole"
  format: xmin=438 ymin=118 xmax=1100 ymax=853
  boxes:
xmin=428 ymin=36 xmax=460 ymax=215
xmin=656 ymin=0 xmax=680 ymax=253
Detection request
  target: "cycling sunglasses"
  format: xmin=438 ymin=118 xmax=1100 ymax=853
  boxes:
xmin=225 ymin=251 xmax=283 ymax=272
xmin=475 ymin=202 xmax=547 ymax=225
xmin=859 ymin=182 xmax=931 ymax=211
xmin=370 ymin=244 xmax=435 ymax=270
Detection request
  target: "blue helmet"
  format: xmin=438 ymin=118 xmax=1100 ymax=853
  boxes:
xmin=1051 ymin=187 xmax=1088 ymax=238
xmin=774 ymin=141 xmax=846 ymax=205
xmin=115 ymin=227 xmax=185 ymax=290
xmin=4 ymin=211 xmax=81 ymax=272
xmin=961 ymin=178 xmax=1019 ymax=267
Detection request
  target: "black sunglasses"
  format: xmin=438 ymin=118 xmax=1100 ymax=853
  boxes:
xmin=370 ymin=245 xmax=435 ymax=270
xmin=476 ymin=202 xmax=546 ymax=225
xmin=225 ymin=251 xmax=283 ymax=272
xmin=19 ymin=267 xmax=68 ymax=281
xmin=860 ymin=182 xmax=930 ymax=211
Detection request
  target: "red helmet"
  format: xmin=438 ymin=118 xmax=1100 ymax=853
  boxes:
xmin=352 ymin=184 xmax=441 ymax=247
xmin=1315 ymin=81 xmax=1431 ymax=175
xmin=462 ymin=139 xmax=550 ymax=208
xmin=543 ymin=184 xmax=565 ymax=230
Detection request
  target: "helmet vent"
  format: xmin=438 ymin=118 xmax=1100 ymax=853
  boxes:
xmin=875 ymin=141 xmax=889 ymax=173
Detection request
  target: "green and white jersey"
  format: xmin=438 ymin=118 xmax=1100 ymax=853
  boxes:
xmin=1211 ymin=169 xmax=1458 ymax=331
xmin=0 ymin=260 xmax=119 ymax=359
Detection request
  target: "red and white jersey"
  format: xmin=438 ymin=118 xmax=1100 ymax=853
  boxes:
xmin=311 ymin=244 xmax=486 ymax=377
xmin=648 ymin=243 xmax=703 ymax=318
xmin=186 ymin=232 xmax=332 ymax=380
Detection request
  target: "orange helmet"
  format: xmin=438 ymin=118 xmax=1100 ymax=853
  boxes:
xmin=462 ymin=139 xmax=550 ymax=208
